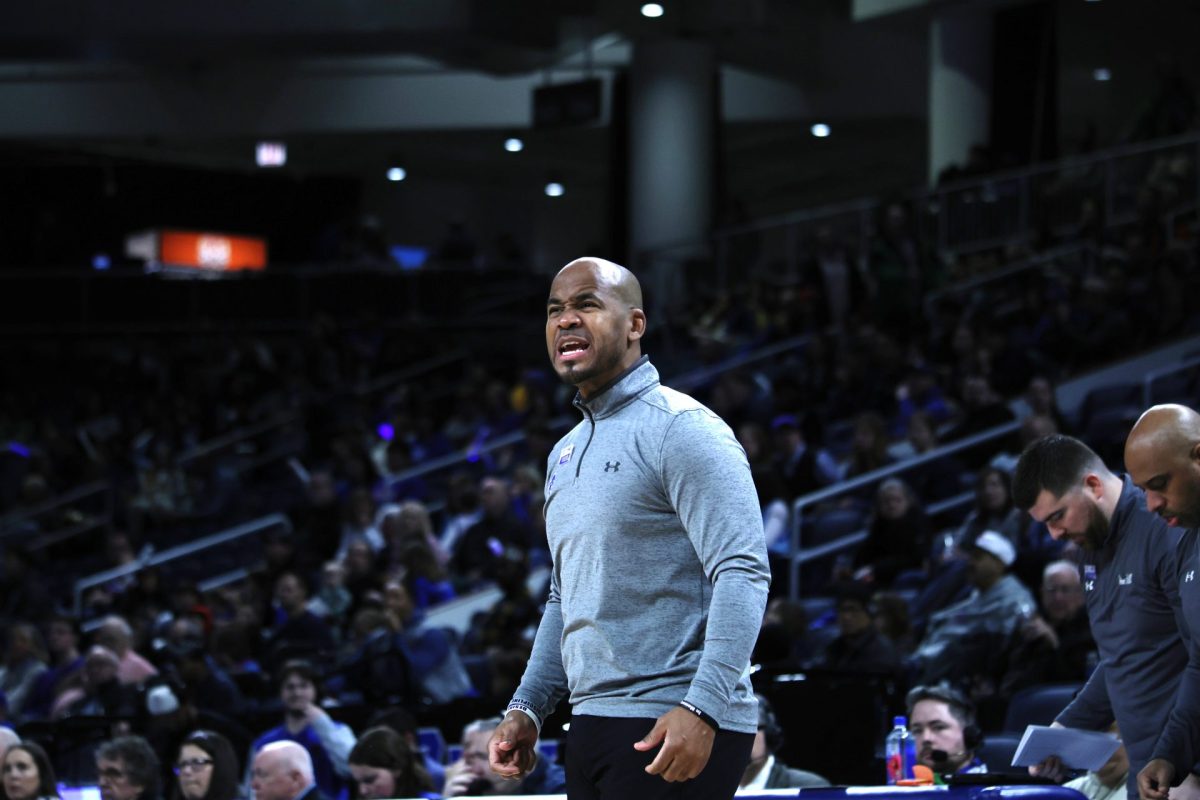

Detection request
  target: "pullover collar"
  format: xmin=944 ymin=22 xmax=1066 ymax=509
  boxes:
xmin=572 ymin=356 xmax=656 ymax=420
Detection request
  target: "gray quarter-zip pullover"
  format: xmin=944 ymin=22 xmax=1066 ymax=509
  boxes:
xmin=508 ymin=357 xmax=771 ymax=733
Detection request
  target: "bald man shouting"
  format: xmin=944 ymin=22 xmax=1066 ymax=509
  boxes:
xmin=488 ymin=258 xmax=771 ymax=800
xmin=1126 ymin=404 xmax=1200 ymax=800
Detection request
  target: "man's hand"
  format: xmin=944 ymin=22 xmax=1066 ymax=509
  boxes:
xmin=1028 ymin=721 xmax=1066 ymax=782
xmin=1029 ymin=754 xmax=1066 ymax=783
xmin=633 ymin=707 xmax=716 ymax=783
xmin=302 ymin=701 xmax=330 ymax=726
xmin=1139 ymin=758 xmax=1176 ymax=800
xmin=488 ymin=711 xmax=539 ymax=780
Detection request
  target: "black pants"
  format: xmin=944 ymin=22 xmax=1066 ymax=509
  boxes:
xmin=565 ymin=715 xmax=754 ymax=800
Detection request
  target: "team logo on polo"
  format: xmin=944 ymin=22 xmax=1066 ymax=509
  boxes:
xmin=1118 ymin=573 xmax=1133 ymax=586
xmin=604 ymin=461 xmax=620 ymax=472
xmin=1186 ymin=570 xmax=1196 ymax=583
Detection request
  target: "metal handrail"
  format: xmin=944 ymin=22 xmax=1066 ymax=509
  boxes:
xmin=922 ymin=242 xmax=1097 ymax=316
xmin=665 ymin=130 xmax=1200 ymax=286
xmin=177 ymin=412 xmax=300 ymax=468
xmin=792 ymin=489 xmax=975 ymax=567
xmin=354 ymin=348 xmax=469 ymax=398
xmin=0 ymin=480 xmax=111 ymax=537
xmin=788 ymin=420 xmax=1021 ymax=599
xmin=384 ymin=335 xmax=812 ymax=490
xmin=73 ymin=512 xmax=290 ymax=616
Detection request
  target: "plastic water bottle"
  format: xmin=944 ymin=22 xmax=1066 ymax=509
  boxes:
xmin=885 ymin=715 xmax=914 ymax=784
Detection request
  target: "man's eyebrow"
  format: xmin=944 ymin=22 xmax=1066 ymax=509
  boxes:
xmin=547 ymin=291 xmax=601 ymax=305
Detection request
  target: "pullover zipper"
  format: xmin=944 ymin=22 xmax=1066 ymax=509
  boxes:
xmin=575 ymin=406 xmax=596 ymax=478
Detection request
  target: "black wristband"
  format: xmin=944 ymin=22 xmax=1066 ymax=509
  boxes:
xmin=679 ymin=700 xmax=719 ymax=731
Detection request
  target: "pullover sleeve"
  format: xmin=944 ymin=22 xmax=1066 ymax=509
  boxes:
xmin=1055 ymin=660 xmax=1113 ymax=731
xmin=310 ymin=714 xmax=357 ymax=777
xmin=509 ymin=549 xmax=569 ymax=728
xmin=1152 ymin=530 xmax=1200 ymax=777
xmin=659 ymin=410 xmax=771 ymax=724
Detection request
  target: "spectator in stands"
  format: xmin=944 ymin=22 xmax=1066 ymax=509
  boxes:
xmin=167 ymin=633 xmax=245 ymax=719
xmin=451 ymin=476 xmax=531 ymax=589
xmin=335 ymin=488 xmax=384 ymax=561
xmin=872 ymin=592 xmax=916 ymax=656
xmin=438 ymin=473 xmax=483 ymax=557
xmin=999 ymin=560 xmax=1096 ymax=698
xmin=249 ymin=742 xmax=320 ymax=800
xmin=943 ymin=375 xmax=1018 ymax=466
xmin=904 ymin=411 xmax=964 ymax=503
xmin=771 ymin=414 xmax=839 ymax=502
xmin=366 ymin=707 xmax=445 ymax=794
xmin=2 ymin=742 xmax=58 ymax=800
xmin=910 ymin=531 xmax=1035 ymax=685
xmin=170 ymin=730 xmax=241 ymax=800
xmin=464 ymin=553 xmax=538 ymax=658
xmin=753 ymin=598 xmax=812 ymax=666
xmin=346 ymin=727 xmax=436 ymax=800
xmin=894 ymin=367 xmax=954 ymax=433
xmin=739 ymin=694 xmax=829 ymax=790
xmin=851 ymin=478 xmax=931 ymax=587
xmin=50 ymin=645 xmax=141 ymax=721
xmin=379 ymin=501 xmax=448 ymax=572
xmin=96 ymin=736 xmax=161 ymax=800
xmin=1025 ymin=376 xmax=1070 ymax=434
xmin=842 ymin=412 xmax=894 ymax=480
xmin=443 ymin=717 xmax=564 ymax=797
xmin=266 ymin=573 xmax=335 ymax=663
xmin=907 ymin=684 xmax=987 ymax=775
xmin=93 ymin=616 xmax=158 ymax=685
xmin=954 ymin=468 xmax=1026 ymax=548
xmin=0 ymin=623 xmax=47 ymax=722
xmin=382 ymin=581 xmax=473 ymax=704
xmin=249 ymin=661 xmax=354 ymax=800
xmin=0 ymin=549 xmax=50 ymax=625
xmin=737 ymin=423 xmax=790 ymax=553
xmin=382 ymin=522 xmax=455 ymax=612
xmin=800 ymin=223 xmax=862 ymax=333
xmin=0 ymin=726 xmax=20 ymax=765
xmin=305 ymin=562 xmax=352 ymax=635
xmin=866 ymin=201 xmax=931 ymax=332
xmin=818 ymin=583 xmax=900 ymax=675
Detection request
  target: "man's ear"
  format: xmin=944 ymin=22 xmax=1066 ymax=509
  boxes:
xmin=1082 ymin=473 xmax=1104 ymax=500
xmin=628 ymin=308 xmax=647 ymax=342
xmin=1190 ymin=441 xmax=1200 ymax=466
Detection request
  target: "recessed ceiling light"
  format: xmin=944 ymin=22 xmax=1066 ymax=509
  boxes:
xmin=545 ymin=182 xmax=565 ymax=197
xmin=387 ymin=167 xmax=407 ymax=182
xmin=505 ymin=137 xmax=525 ymax=153
xmin=810 ymin=123 xmax=831 ymax=138
xmin=1093 ymin=67 xmax=1111 ymax=81
xmin=641 ymin=3 xmax=664 ymax=18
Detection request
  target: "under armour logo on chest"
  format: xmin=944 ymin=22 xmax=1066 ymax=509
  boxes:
xmin=604 ymin=461 xmax=620 ymax=472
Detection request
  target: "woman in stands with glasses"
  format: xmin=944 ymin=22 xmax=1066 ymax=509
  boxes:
xmin=171 ymin=731 xmax=242 ymax=800
xmin=3 ymin=742 xmax=60 ymax=800
xmin=347 ymin=726 xmax=437 ymax=800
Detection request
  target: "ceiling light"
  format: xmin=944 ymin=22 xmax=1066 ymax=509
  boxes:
xmin=641 ymin=3 xmax=664 ymax=18
xmin=505 ymin=137 xmax=525 ymax=153
xmin=1093 ymin=68 xmax=1111 ymax=82
xmin=387 ymin=167 xmax=407 ymax=182
xmin=255 ymin=141 xmax=286 ymax=168
xmin=810 ymin=123 xmax=831 ymax=138
xmin=545 ymin=182 xmax=565 ymax=197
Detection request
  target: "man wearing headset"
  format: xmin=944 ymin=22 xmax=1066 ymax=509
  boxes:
xmin=738 ymin=695 xmax=830 ymax=791
xmin=908 ymin=684 xmax=988 ymax=775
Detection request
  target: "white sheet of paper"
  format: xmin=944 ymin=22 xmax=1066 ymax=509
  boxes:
xmin=1011 ymin=725 xmax=1122 ymax=771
